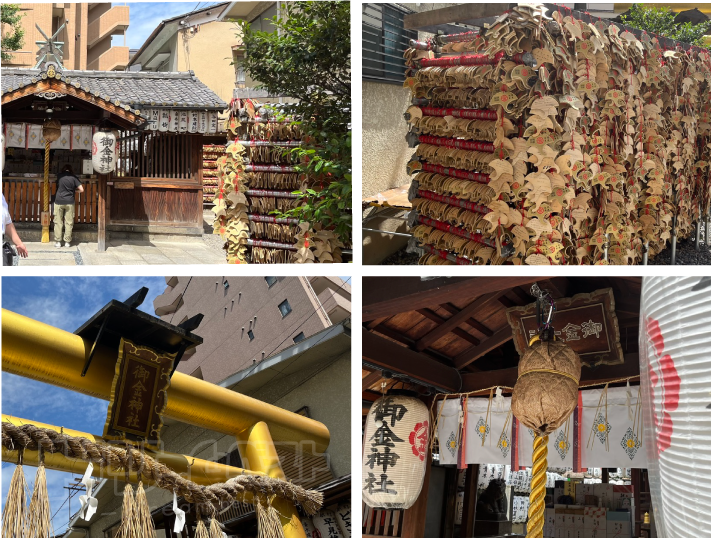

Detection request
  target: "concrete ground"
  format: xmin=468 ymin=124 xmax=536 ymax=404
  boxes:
xmin=16 ymin=239 xmax=227 ymax=266
xmin=13 ymin=209 xmax=227 ymax=266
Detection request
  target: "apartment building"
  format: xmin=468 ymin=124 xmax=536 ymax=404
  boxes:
xmin=2 ymin=2 xmax=130 ymax=71
xmin=62 ymin=276 xmax=352 ymax=537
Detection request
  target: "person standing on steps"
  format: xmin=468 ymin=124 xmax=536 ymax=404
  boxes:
xmin=54 ymin=164 xmax=84 ymax=248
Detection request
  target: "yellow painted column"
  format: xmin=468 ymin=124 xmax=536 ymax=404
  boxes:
xmin=236 ymin=421 xmax=308 ymax=538
xmin=41 ymin=140 xmax=50 ymax=242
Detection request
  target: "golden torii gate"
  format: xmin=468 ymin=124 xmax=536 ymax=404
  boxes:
xmin=2 ymin=308 xmax=330 ymax=538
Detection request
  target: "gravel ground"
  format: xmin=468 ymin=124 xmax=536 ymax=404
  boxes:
xmin=202 ymin=209 xmax=228 ymax=254
xmin=381 ymin=227 xmax=711 ymax=265
xmin=380 ymin=248 xmax=420 ymax=265
xmin=648 ymin=229 xmax=711 ymax=265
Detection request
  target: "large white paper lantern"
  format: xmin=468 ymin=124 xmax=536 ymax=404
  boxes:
xmin=639 ymin=276 xmax=711 ymax=538
xmin=91 ymin=131 xmax=117 ymax=174
xmin=300 ymin=517 xmax=316 ymax=538
xmin=362 ymin=390 xmax=429 ymax=509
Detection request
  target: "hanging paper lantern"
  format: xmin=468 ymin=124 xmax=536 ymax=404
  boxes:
xmin=640 ymin=276 xmax=711 ymax=538
xmin=92 ymin=131 xmax=117 ymax=174
xmin=512 ymin=336 xmax=581 ymax=435
xmin=362 ymin=390 xmax=429 ymax=509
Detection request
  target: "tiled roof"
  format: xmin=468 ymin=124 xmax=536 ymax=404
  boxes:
xmin=0 ymin=68 xmax=227 ymax=111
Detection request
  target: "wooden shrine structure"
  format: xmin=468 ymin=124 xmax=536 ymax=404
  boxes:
xmin=1 ymin=67 xmax=226 ymax=250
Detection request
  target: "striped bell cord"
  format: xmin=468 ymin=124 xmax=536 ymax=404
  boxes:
xmin=420 ymin=107 xmax=498 ymax=120
xmin=415 ymin=214 xmax=496 ymax=248
xmin=420 ymin=162 xmax=490 ymax=184
xmin=417 ymin=189 xmax=491 ymax=215
xmin=419 ymin=135 xmax=495 ymax=153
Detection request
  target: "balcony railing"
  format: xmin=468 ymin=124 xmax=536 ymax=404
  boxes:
xmin=87 ymin=5 xmax=129 ymax=48
xmin=87 ymin=46 xmax=129 ymax=71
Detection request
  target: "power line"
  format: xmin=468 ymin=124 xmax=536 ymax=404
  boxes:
xmin=234 ymin=278 xmax=352 ymax=385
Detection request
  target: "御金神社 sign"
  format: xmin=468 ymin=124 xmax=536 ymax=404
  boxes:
xmin=103 ymin=338 xmax=175 ymax=444
xmin=506 ymin=288 xmax=624 ymax=367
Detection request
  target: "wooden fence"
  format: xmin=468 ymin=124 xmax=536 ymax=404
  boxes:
xmin=2 ymin=178 xmax=99 ymax=224
xmin=363 ymin=505 xmax=403 ymax=537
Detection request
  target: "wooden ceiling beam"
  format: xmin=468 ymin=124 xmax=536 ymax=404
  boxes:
xmin=362 ymin=328 xmax=461 ymax=392
xmin=415 ymin=291 xmax=505 ymax=351
xmin=365 ymin=317 xmax=389 ymax=331
xmin=538 ymin=277 xmax=571 ymax=299
xmin=363 ymin=277 xmax=540 ymax=321
xmin=460 ymin=354 xmax=641 ymax=392
xmin=440 ymin=303 xmax=494 ymax=337
xmin=362 ymin=370 xmax=383 ymax=392
xmin=454 ymin=326 xmax=513 ymax=370
xmin=416 ymin=308 xmax=481 ymax=348
xmin=371 ymin=325 xmax=455 ymax=365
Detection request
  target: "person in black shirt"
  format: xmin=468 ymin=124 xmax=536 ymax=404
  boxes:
xmin=54 ymin=164 xmax=84 ymax=248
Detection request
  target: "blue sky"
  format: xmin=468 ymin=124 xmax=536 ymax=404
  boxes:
xmin=1 ymin=276 xmax=166 ymax=534
xmin=1 ymin=276 xmax=350 ymax=533
xmin=124 ymin=2 xmax=224 ymax=49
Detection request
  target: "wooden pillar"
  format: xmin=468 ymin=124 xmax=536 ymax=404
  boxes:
xmin=461 ymin=464 xmax=479 ymax=538
xmin=98 ymin=172 xmax=108 ymax=252
xmin=441 ymin=467 xmax=459 ymax=538
xmin=401 ymin=453 xmax=433 ymax=538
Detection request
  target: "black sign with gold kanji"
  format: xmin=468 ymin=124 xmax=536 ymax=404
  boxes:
xmin=103 ymin=338 xmax=175 ymax=444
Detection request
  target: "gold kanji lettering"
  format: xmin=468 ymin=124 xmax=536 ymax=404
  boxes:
xmin=133 ymin=365 xmax=150 ymax=383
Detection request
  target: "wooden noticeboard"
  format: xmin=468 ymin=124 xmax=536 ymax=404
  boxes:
xmin=506 ymin=288 xmax=624 ymax=367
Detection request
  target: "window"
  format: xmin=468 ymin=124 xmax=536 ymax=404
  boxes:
xmin=363 ymin=4 xmax=417 ymax=84
xmin=278 ymin=299 xmax=292 ymax=318
xmin=293 ymin=332 xmax=305 ymax=343
xmin=265 ymin=276 xmax=277 ymax=288
xmin=223 ymin=279 xmax=229 ymax=290
xmin=247 ymin=330 xmax=254 ymax=341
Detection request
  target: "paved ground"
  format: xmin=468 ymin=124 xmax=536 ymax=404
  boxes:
xmin=16 ymin=239 xmax=227 ymax=266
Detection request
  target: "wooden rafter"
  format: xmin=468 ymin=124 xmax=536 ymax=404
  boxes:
xmin=439 ymin=303 xmax=494 ymax=336
xmin=362 ymin=328 xmax=461 ymax=392
xmin=362 ymin=370 xmax=382 ymax=392
xmin=453 ymin=326 xmax=513 ymax=370
xmin=370 ymin=324 xmax=457 ymax=365
xmin=538 ymin=277 xmax=571 ymax=299
xmin=415 ymin=290 xmax=505 ymax=351
xmin=363 ymin=277 xmax=539 ymax=321
xmin=416 ymin=308 xmax=480 ymax=347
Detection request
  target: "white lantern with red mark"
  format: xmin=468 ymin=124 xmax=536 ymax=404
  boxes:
xmin=91 ymin=131 xmax=117 ymax=174
xmin=640 ymin=276 xmax=711 ymax=538
xmin=362 ymin=390 xmax=429 ymax=509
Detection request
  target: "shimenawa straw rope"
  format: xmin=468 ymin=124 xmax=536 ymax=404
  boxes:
xmin=1 ymin=422 xmax=323 ymax=516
